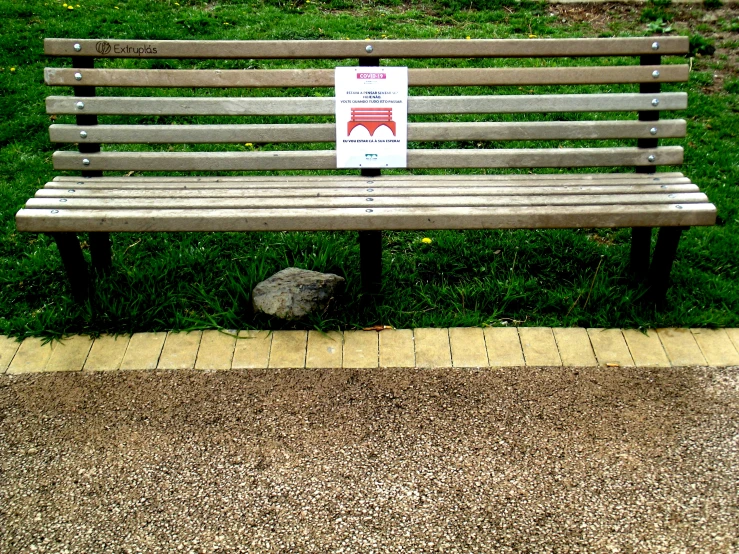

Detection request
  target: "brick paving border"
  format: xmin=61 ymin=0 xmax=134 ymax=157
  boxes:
xmin=2 ymin=328 xmax=739 ymax=374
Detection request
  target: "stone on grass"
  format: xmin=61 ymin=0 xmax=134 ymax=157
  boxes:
xmin=252 ymin=267 xmax=344 ymax=320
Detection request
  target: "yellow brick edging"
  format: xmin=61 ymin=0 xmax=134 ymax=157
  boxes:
xmin=2 ymin=328 xmax=739 ymax=375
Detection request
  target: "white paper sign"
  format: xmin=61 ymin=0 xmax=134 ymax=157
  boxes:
xmin=335 ymin=66 xmax=408 ymax=168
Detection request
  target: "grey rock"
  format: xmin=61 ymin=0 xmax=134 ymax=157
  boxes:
xmin=252 ymin=267 xmax=344 ymax=320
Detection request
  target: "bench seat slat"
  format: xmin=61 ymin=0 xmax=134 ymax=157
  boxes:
xmin=26 ymin=192 xmax=710 ymax=211
xmin=45 ymin=66 xmax=687 ymax=88
xmin=50 ymin=172 xmax=689 ymax=184
xmin=45 ymin=38 xmax=689 ymax=59
xmin=52 ymin=148 xmax=683 ymax=171
xmin=46 ymin=93 xmax=688 ymax=116
xmin=50 ymin=120 xmax=687 ymax=144
xmin=15 ymin=204 xmax=717 ymax=233
xmin=37 ymin=184 xmax=700 ymax=198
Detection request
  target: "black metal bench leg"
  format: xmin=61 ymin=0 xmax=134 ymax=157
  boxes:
xmin=359 ymin=230 xmax=382 ymax=295
xmin=90 ymin=232 xmax=112 ymax=274
xmin=630 ymin=227 xmax=652 ymax=281
xmin=648 ymin=226 xmax=687 ymax=305
xmin=50 ymin=232 xmax=90 ymax=302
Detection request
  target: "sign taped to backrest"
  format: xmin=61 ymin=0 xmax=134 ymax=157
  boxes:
xmin=335 ymin=66 xmax=408 ymax=168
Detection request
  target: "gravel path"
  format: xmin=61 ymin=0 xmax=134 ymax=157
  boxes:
xmin=1 ymin=366 xmax=737 ymax=553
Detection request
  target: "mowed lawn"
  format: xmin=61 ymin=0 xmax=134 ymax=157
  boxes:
xmin=1 ymin=0 xmax=737 ymax=338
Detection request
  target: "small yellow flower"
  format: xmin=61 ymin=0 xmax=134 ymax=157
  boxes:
xmin=244 ymin=143 xmax=253 ymax=148
xmin=223 ymin=22 xmax=229 ymax=25
xmin=466 ymin=36 xmax=471 ymax=40
xmin=68 ymin=5 xmax=74 ymax=8
xmin=10 ymin=67 xmax=16 ymax=72
xmin=174 ymin=1 xmax=179 ymax=4
xmin=421 ymin=237 xmax=432 ymax=244
xmin=381 ymin=34 xmax=387 ymax=38
xmin=114 ymin=5 xmax=119 ymax=8
xmin=528 ymin=34 xmax=537 ymax=38
xmin=62 ymin=2 xmax=67 ymax=5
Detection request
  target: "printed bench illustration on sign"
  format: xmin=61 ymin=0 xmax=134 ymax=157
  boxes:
xmin=347 ymin=107 xmax=397 ymax=136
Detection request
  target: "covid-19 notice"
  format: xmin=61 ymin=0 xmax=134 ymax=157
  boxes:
xmin=335 ymin=66 xmax=408 ymax=168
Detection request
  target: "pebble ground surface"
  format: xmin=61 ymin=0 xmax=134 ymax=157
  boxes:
xmin=1 ymin=365 xmax=737 ymax=553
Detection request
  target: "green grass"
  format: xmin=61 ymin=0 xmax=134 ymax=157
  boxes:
xmin=1 ymin=0 xmax=738 ymax=338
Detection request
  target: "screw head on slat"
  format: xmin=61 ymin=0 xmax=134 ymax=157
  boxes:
xmin=650 ymin=127 xmax=658 ymax=135
xmin=82 ymin=158 xmax=90 ymax=165
xmin=60 ymin=198 xmax=68 ymax=202
xmin=366 ymin=181 xmax=374 ymax=184
xmin=76 ymin=101 xmax=85 ymax=109
xmin=51 ymin=210 xmax=59 ymax=214
xmin=648 ymin=155 xmax=656 ymax=162
xmin=366 ymin=209 xmax=373 ymax=213
xmin=652 ymin=41 xmax=660 ymax=50
xmin=668 ymin=194 xmax=676 ymax=198
xmin=652 ymin=70 xmax=660 ymax=78
xmin=651 ymin=98 xmax=659 ymax=106
xmin=676 ymin=205 xmax=683 ymax=209
xmin=366 ymin=198 xmax=374 ymax=201
xmin=79 ymin=131 xmax=88 ymax=138
xmin=68 ymin=190 xmax=75 ymax=193
xmin=74 ymin=72 xmax=82 ymax=81
xmin=365 ymin=45 xmax=374 ymax=53
xmin=367 ymin=188 xmax=374 ymax=192
xmin=73 ymin=43 xmax=82 ymax=52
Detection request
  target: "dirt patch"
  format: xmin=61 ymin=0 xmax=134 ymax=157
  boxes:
xmin=550 ymin=3 xmax=739 ymax=88
xmin=1 ymin=366 xmax=737 ymax=552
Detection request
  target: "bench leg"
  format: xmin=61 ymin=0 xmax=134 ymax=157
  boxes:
xmin=50 ymin=232 xmax=90 ymax=302
xmin=90 ymin=232 xmax=112 ymax=274
xmin=629 ymin=227 xmax=652 ymax=281
xmin=359 ymin=231 xmax=382 ymax=295
xmin=648 ymin=226 xmax=687 ymax=305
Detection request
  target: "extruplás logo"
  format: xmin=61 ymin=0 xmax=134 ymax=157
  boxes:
xmin=95 ymin=41 xmax=112 ymax=55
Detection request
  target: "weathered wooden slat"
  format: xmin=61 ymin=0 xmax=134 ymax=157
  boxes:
xmin=46 ymin=93 xmax=688 ymax=116
xmin=408 ymin=94 xmax=687 ymax=114
xmin=50 ymin=120 xmax=687 ymax=144
xmin=35 ymin=183 xmax=700 ymax=199
xmin=52 ymin=147 xmax=684 ymax=171
xmin=26 ymin=192 xmax=709 ymax=210
xmin=45 ymin=38 xmax=689 ymax=59
xmin=15 ymin=203 xmax=717 ymax=233
xmin=47 ymin=96 xmax=334 ymax=116
xmin=45 ymin=66 xmax=687 ymax=88
xmin=50 ymin=172 xmax=689 ymax=183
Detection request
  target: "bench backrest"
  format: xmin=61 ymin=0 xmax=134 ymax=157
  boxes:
xmin=44 ymin=38 xmax=690 ymax=175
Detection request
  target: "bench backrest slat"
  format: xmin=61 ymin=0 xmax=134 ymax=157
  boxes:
xmin=53 ymin=147 xmax=684 ymax=172
xmin=49 ymin=120 xmax=687 ymax=144
xmin=45 ymin=65 xmax=687 ymax=88
xmin=49 ymin=172 xmax=690 ymax=184
xmin=45 ymin=38 xmax=689 ymax=58
xmin=46 ymin=93 xmax=688 ymax=115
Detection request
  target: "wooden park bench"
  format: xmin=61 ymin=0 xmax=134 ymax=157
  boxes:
xmin=16 ymin=37 xmax=716 ymax=303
